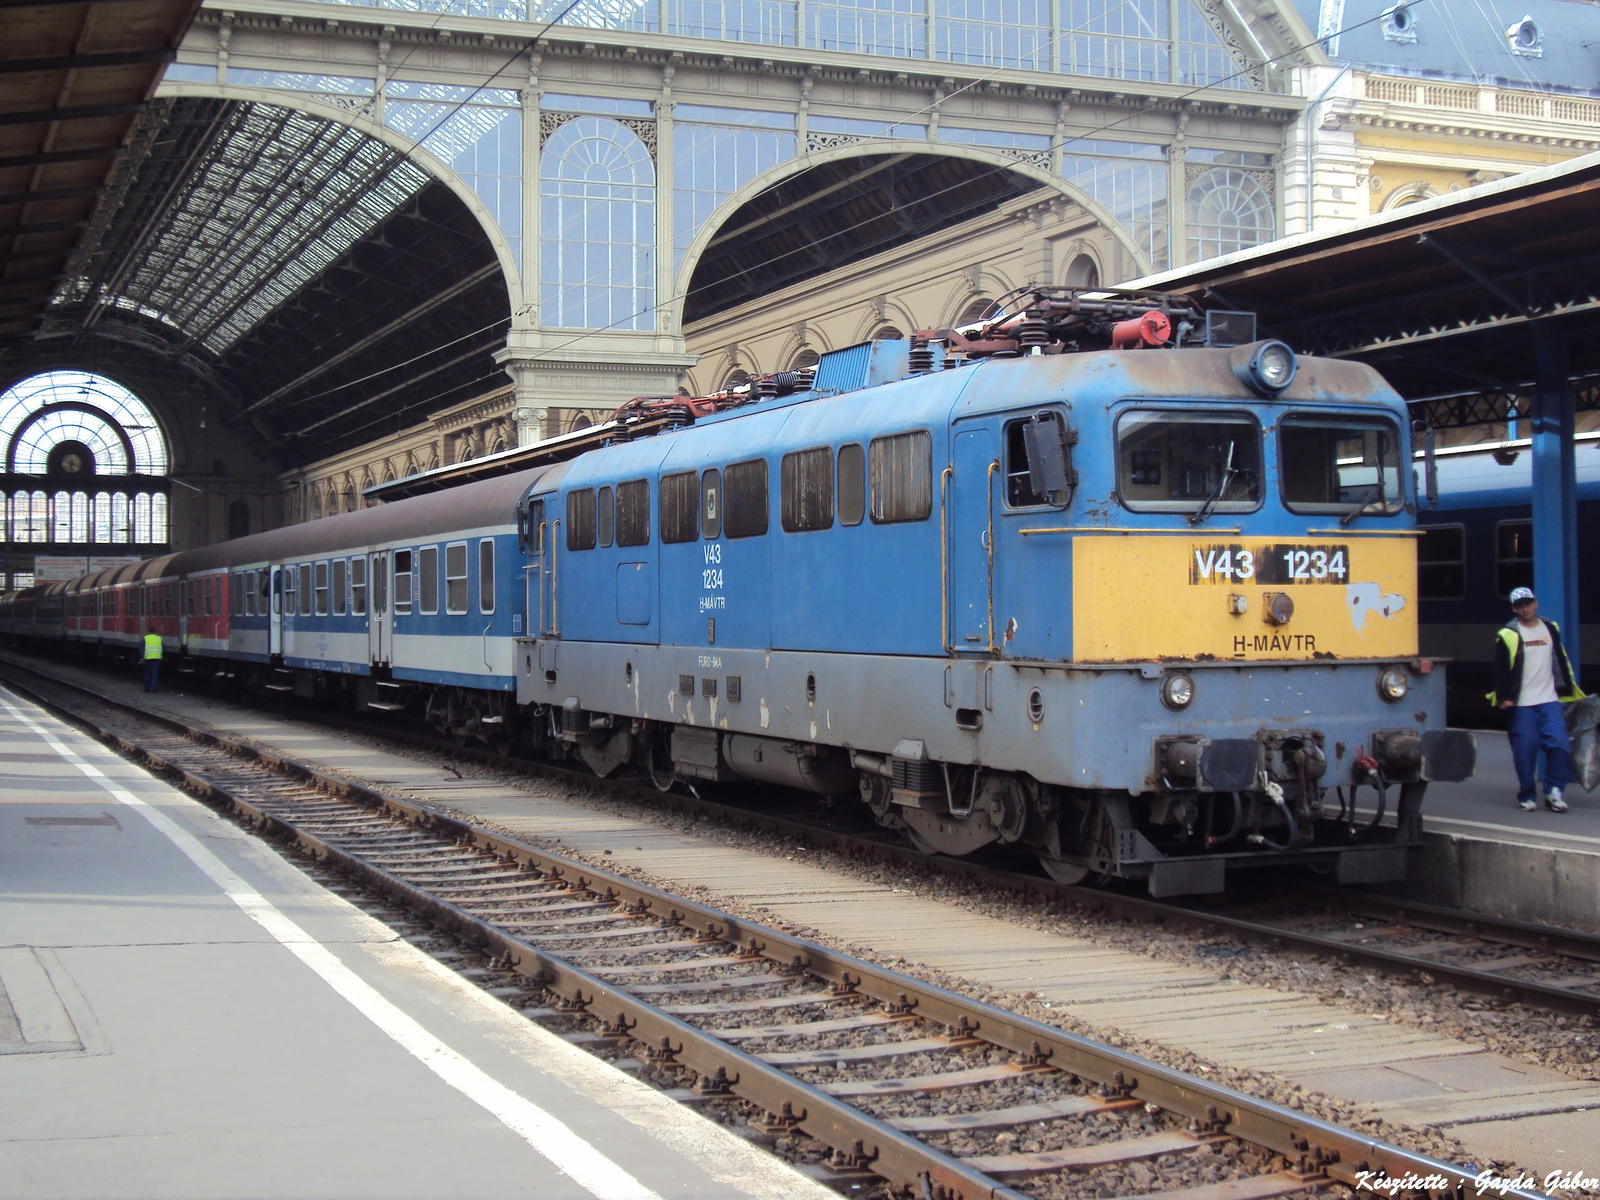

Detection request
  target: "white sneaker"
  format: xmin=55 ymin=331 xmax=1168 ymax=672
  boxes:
xmin=1519 ymin=796 xmax=1537 ymax=811
xmin=1546 ymin=788 xmax=1569 ymax=813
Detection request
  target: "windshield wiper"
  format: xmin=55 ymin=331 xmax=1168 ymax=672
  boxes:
xmin=1337 ymin=473 xmax=1388 ymax=524
xmin=1189 ymin=442 xmax=1237 ymax=526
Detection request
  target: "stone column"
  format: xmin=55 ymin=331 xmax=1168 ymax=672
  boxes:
xmin=1168 ymin=107 xmax=1190 ymax=269
xmin=655 ymin=63 xmax=676 ymax=338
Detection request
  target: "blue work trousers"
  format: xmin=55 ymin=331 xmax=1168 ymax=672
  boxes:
xmin=143 ymin=660 xmax=160 ymax=693
xmin=1506 ymin=701 xmax=1572 ymax=804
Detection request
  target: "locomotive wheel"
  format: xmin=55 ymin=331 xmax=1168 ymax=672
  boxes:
xmin=646 ymin=737 xmax=677 ymax=792
xmin=1037 ymin=856 xmax=1090 ymax=885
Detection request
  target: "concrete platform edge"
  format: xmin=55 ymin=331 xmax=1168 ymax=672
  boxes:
xmin=1384 ymin=830 xmax=1600 ymax=932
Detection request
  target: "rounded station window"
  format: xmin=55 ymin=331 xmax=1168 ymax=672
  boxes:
xmin=0 ymin=370 xmax=170 ymax=586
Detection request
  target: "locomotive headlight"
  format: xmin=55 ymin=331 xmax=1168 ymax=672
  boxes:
xmin=1231 ymin=340 xmax=1298 ymax=396
xmin=1378 ymin=667 xmax=1409 ymax=702
xmin=1161 ymin=671 xmax=1195 ymax=710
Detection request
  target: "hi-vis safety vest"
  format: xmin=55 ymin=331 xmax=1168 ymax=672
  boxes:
xmin=143 ymin=632 xmax=163 ymax=661
xmin=1486 ymin=619 xmax=1583 ymax=707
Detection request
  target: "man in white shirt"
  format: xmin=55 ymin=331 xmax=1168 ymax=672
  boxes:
xmin=1492 ymin=587 xmax=1582 ymax=812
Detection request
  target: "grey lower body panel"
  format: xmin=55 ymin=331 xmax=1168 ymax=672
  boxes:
xmin=513 ymin=638 xmax=1452 ymax=794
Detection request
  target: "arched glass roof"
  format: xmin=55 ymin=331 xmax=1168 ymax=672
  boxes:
xmin=0 ymin=371 xmax=169 ymax=476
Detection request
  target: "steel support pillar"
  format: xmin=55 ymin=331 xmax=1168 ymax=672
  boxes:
xmin=1530 ymin=321 xmax=1580 ymax=681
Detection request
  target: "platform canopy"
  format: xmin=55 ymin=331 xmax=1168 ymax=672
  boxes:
xmin=1129 ymin=150 xmax=1600 ymax=673
xmin=0 ymin=0 xmax=202 ymax=342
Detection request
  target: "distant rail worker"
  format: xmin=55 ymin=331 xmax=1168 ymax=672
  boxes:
xmin=142 ymin=629 xmax=162 ymax=694
xmin=1492 ymin=587 xmax=1584 ymax=812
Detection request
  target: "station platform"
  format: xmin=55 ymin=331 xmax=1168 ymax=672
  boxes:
xmin=4 ymin=651 xmax=1600 ymax=1179
xmin=1383 ymin=730 xmax=1600 ymax=930
xmin=0 ymin=683 xmax=835 ymax=1200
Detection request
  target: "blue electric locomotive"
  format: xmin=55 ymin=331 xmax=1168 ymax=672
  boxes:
xmin=1 ymin=287 xmax=1476 ymax=895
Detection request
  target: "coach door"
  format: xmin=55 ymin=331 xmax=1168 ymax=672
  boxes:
xmin=948 ymin=423 xmax=997 ymax=652
xmin=268 ymin=567 xmax=283 ymax=656
xmin=369 ymin=552 xmax=390 ymax=665
xmin=521 ymin=498 xmax=552 ymax=639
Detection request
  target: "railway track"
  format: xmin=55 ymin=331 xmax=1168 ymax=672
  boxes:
xmin=11 ymin=650 xmax=1600 ymax=1022
xmin=1 ymin=659 xmax=1525 ymax=1200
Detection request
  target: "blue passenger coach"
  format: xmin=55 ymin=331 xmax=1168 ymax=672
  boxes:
xmin=1416 ymin=436 xmax=1600 ymax=725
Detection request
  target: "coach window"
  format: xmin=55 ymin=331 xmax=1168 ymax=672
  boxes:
xmin=661 ymin=471 xmax=699 ymax=543
xmin=351 ymin=557 xmax=367 ymax=615
xmin=1279 ymin=415 xmax=1402 ymax=518
xmin=1418 ymin=525 xmax=1465 ymax=600
xmin=616 ymin=479 xmax=651 ymax=546
xmin=314 ymin=563 xmax=329 ymax=616
xmin=566 ymin=488 xmax=597 ymax=551
xmin=203 ymin=580 xmax=213 ymax=617
xmin=295 ymin=564 xmax=311 ymax=616
xmin=393 ymin=549 xmax=414 ymax=614
xmin=419 ymin=546 xmax=440 ymax=615
xmin=701 ymin=469 xmax=722 ymax=538
xmin=1117 ymin=411 xmax=1261 ymax=515
xmin=782 ymin=448 xmax=834 ymax=532
xmin=183 ymin=581 xmax=194 ymax=616
xmin=478 ymin=540 xmax=494 ymax=614
xmin=445 ymin=542 xmax=468 ymax=614
xmin=869 ymin=431 xmax=933 ymax=523
xmin=1496 ymin=520 xmax=1532 ymax=599
xmin=724 ymin=459 xmax=768 ymax=538
xmin=333 ymin=559 xmax=347 ymax=616
xmin=837 ymin=444 xmax=865 ymax=526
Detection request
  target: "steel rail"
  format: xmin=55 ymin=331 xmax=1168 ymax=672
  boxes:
xmin=0 ymin=658 xmax=1548 ymax=1200
xmin=8 ymin=650 xmax=1600 ymax=1017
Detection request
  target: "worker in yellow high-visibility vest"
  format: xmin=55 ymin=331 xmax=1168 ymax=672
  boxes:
xmin=142 ymin=630 xmax=162 ymax=693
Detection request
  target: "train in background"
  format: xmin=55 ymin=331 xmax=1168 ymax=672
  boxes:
xmin=0 ymin=286 xmax=1477 ymax=897
xmin=1417 ymin=433 xmax=1600 ymax=727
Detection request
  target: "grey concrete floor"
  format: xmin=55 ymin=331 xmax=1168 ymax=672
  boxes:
xmin=0 ymin=686 xmax=834 ymax=1200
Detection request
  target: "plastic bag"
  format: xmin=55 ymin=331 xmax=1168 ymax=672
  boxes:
xmin=1567 ymin=695 xmax=1600 ymax=792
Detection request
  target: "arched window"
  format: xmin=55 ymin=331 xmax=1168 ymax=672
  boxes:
xmin=1 ymin=370 xmax=167 ymax=474
xmin=872 ymin=325 xmax=904 ymax=341
xmin=0 ymin=371 xmax=168 ymax=574
xmin=955 ymin=299 xmax=994 ymax=327
xmin=789 ymin=348 xmax=821 ymax=371
xmin=93 ymin=493 xmax=113 ymax=543
xmin=1064 ymin=254 xmax=1100 ymax=288
xmin=722 ymin=368 xmax=750 ymax=391
xmin=1187 ymin=168 xmax=1275 ymax=262
xmin=569 ymin=412 xmax=594 ymax=433
xmin=540 ymin=117 xmax=656 ymax=331
xmin=228 ymin=500 xmax=251 ymax=539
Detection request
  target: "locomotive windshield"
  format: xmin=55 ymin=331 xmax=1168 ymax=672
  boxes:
xmin=1116 ymin=410 xmax=1262 ymax=515
xmin=1278 ymin=415 xmax=1403 ymax=518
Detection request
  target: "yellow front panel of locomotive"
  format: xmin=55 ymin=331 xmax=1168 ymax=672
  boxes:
xmin=1071 ymin=536 xmax=1418 ymax=662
